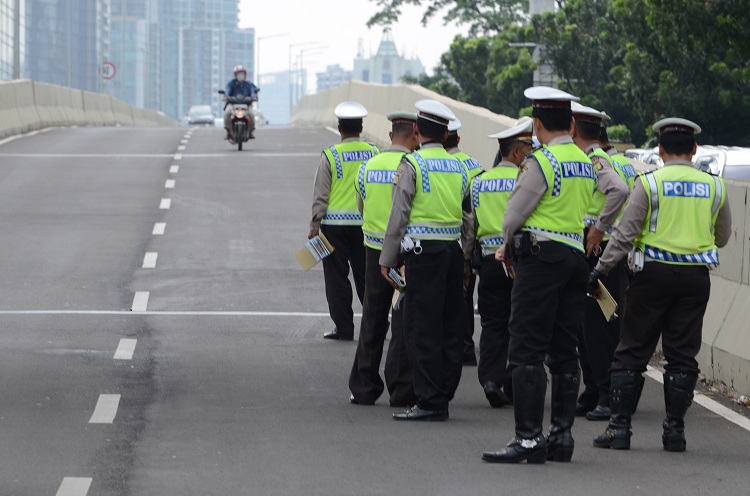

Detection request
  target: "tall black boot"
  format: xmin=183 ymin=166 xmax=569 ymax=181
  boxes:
xmin=593 ymin=370 xmax=638 ymax=450
xmin=547 ymin=371 xmax=580 ymax=462
xmin=662 ymin=372 xmax=697 ymax=452
xmin=632 ymin=373 xmax=645 ymax=414
xmin=482 ymin=365 xmax=547 ymax=464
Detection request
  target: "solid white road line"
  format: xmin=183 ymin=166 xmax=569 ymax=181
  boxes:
xmin=173 ymin=153 xmax=182 ymax=160
xmin=142 ymin=252 xmax=158 ymax=268
xmin=114 ymin=339 xmax=137 ymax=360
xmin=159 ymin=198 xmax=171 ymax=209
xmin=56 ymin=477 xmax=92 ymax=496
xmin=170 ymin=165 xmax=179 ymax=173
xmin=89 ymin=394 xmax=121 ymax=424
xmin=152 ymin=223 xmax=166 ymax=235
xmin=131 ymin=292 xmax=149 ymax=312
xmin=165 ymin=179 xmax=176 ymax=189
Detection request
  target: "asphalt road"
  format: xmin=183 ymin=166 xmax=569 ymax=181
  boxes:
xmin=0 ymin=125 xmax=748 ymax=496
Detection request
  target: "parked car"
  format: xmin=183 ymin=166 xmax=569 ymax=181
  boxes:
xmin=693 ymin=146 xmax=750 ymax=180
xmin=187 ymin=105 xmax=215 ymax=125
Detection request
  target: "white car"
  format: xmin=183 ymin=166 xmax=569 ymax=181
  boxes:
xmin=693 ymin=146 xmax=750 ymax=180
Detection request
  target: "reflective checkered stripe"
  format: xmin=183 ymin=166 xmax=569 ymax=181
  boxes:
xmin=636 ymin=166 xmax=725 ymax=266
xmin=586 ymin=147 xmax=614 ymax=218
xmin=473 ymin=165 xmax=517 ymax=249
xmin=539 ymin=147 xmax=562 ymax=197
xmin=322 ymin=141 xmax=379 ymax=226
xmin=453 ymin=151 xmax=484 ymax=181
xmin=405 ymin=148 xmax=466 ymax=241
xmin=479 ymin=234 xmax=504 ymax=256
xmin=363 ymin=231 xmax=385 ymax=249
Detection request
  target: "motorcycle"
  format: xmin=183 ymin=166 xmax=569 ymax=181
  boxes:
xmin=218 ymin=90 xmax=258 ymax=151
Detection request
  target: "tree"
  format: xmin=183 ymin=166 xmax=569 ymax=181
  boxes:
xmin=367 ymin=0 xmax=529 ymax=35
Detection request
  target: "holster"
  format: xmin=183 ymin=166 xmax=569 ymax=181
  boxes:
xmin=471 ymin=241 xmax=483 ymax=270
xmin=510 ymin=232 xmax=532 ymax=260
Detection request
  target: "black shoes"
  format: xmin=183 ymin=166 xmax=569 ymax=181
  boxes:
xmin=483 ymin=382 xmax=511 ymax=408
xmin=482 ymin=437 xmax=548 ymax=464
xmin=575 ymin=389 xmax=598 ymax=417
xmin=323 ymin=329 xmax=353 ymax=341
xmin=586 ymin=404 xmax=611 ymax=421
xmin=593 ymin=426 xmax=632 ymax=449
xmin=392 ymin=405 xmax=448 ymax=421
xmin=593 ymin=370 xmax=638 ymax=450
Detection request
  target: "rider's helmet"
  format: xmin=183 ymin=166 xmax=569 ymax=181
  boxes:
xmin=233 ymin=65 xmax=247 ymax=81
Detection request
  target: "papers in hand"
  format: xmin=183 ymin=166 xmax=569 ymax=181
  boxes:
xmin=595 ymin=280 xmax=618 ymax=322
xmin=296 ymin=232 xmax=335 ymax=270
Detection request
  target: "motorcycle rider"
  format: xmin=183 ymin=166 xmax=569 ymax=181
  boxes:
xmin=223 ymin=65 xmax=259 ymax=139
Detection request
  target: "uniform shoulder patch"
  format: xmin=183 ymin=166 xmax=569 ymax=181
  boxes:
xmin=591 ymin=156 xmax=603 ymax=172
xmin=393 ymin=168 xmax=402 ymax=186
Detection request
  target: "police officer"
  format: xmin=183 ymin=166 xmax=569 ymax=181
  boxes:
xmin=444 ymin=118 xmax=484 ymax=366
xmin=348 ymin=111 xmax=419 ymax=407
xmin=482 ymin=87 xmax=596 ymax=464
xmin=590 ymin=118 xmax=731 ymax=452
xmin=309 ymin=101 xmax=379 ymax=341
xmin=463 ymin=117 xmax=534 ymax=408
xmin=380 ymin=99 xmax=468 ymax=421
xmin=570 ymin=102 xmax=629 ymax=421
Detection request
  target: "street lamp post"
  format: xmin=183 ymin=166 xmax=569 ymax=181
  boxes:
xmin=296 ymin=46 xmax=326 ymax=103
xmin=288 ymin=41 xmax=320 ymax=120
xmin=256 ymin=33 xmax=288 ymax=85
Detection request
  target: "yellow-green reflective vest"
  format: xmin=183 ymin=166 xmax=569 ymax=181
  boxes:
xmin=472 ymin=165 xmax=518 ymax=256
xmin=609 ymin=151 xmax=639 ymax=192
xmin=635 ymin=165 xmax=725 ymax=266
xmin=322 ymin=141 xmax=379 ymax=225
xmin=522 ymin=143 xmax=596 ymax=252
xmin=452 ymin=150 xmax=484 ymax=181
xmin=405 ymin=147 xmax=468 ymax=240
xmin=355 ymin=151 xmax=405 ymax=249
xmin=585 ymin=146 xmax=616 ymax=224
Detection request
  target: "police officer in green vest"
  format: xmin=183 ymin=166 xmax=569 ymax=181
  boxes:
xmin=599 ymin=126 xmax=641 ymax=190
xmin=570 ymin=102 xmax=629 ymax=422
xmin=348 ymin=111 xmax=419 ymax=407
xmin=482 ymin=87 xmax=596 ymax=464
xmin=309 ymin=101 xmax=379 ymax=341
xmin=463 ymin=117 xmax=534 ymax=408
xmin=380 ymin=99 xmax=469 ymax=421
xmin=590 ymin=117 xmax=731 ymax=452
xmin=444 ymin=117 xmax=484 ymax=366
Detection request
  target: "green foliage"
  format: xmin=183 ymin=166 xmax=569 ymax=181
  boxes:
xmin=367 ymin=0 xmax=529 ymax=35
xmin=606 ymin=124 xmax=631 ymax=144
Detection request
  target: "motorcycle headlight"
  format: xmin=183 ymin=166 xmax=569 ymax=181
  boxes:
xmin=236 ymin=109 xmax=244 ymax=118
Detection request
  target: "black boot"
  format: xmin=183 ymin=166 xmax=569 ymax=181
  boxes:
xmin=594 ymin=370 xmax=637 ymax=450
xmin=662 ymin=372 xmax=697 ymax=452
xmin=547 ymin=371 xmax=580 ymax=462
xmin=482 ymin=365 xmax=548 ymax=464
xmin=632 ymin=373 xmax=645 ymax=414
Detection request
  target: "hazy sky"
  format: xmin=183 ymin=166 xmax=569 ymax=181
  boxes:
xmin=238 ymin=0 xmax=467 ymax=81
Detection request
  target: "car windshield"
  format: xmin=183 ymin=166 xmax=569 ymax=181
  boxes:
xmin=189 ymin=106 xmax=212 ymax=116
xmin=722 ymin=165 xmax=750 ymax=180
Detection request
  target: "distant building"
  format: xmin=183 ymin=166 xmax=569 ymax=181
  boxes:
xmin=316 ymin=64 xmax=352 ymax=92
xmin=24 ymin=0 xmax=110 ymax=92
xmin=0 ymin=0 xmax=25 ymax=80
xmin=259 ymin=69 xmax=304 ymax=127
xmin=352 ymin=28 xmax=424 ymax=85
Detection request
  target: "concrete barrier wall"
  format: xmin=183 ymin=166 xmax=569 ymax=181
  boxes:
xmin=0 ymin=79 xmax=174 ymax=139
xmin=292 ymin=80 xmax=517 ymax=169
xmin=293 ymin=80 xmax=750 ymax=396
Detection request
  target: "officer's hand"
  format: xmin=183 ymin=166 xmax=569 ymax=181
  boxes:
xmin=495 ymin=245 xmax=506 ymax=262
xmin=586 ymin=227 xmax=605 ymax=257
xmin=381 ymin=266 xmax=399 ymax=290
xmin=308 ymin=228 xmax=319 ymax=240
xmin=495 ymin=245 xmax=515 ymax=280
xmin=587 ymin=269 xmax=606 ymax=299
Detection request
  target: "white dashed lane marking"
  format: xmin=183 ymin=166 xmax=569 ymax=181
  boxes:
xmin=114 ymin=339 xmax=137 ymax=360
xmin=173 ymin=153 xmax=182 ymax=160
xmin=142 ymin=252 xmax=158 ymax=268
xmin=177 ymin=145 xmax=186 ymax=151
xmin=165 ymin=179 xmax=175 ymax=189
xmin=153 ymin=223 xmax=166 ymax=235
xmin=159 ymin=199 xmax=171 ymax=209
xmin=131 ymin=292 xmax=150 ymax=312
xmin=89 ymin=394 xmax=121 ymax=424
xmin=56 ymin=477 xmax=92 ymax=496
xmin=170 ymin=165 xmax=179 ymax=173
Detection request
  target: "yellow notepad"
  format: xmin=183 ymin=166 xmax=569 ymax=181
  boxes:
xmin=596 ymin=280 xmax=618 ymax=322
xmin=296 ymin=232 xmax=335 ymax=270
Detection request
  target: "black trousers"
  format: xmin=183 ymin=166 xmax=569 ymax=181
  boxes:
xmin=580 ymin=242 xmax=627 ymax=406
xmin=508 ymin=241 xmax=588 ymax=374
xmin=477 ymin=255 xmax=513 ymax=387
xmin=403 ymin=240 xmax=464 ymax=411
xmin=462 ymin=272 xmax=477 ymax=357
xmin=349 ymin=247 xmax=414 ymax=404
xmin=612 ymin=263 xmax=710 ymax=375
xmin=320 ymin=225 xmax=366 ymax=338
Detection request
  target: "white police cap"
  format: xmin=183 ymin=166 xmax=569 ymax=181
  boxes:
xmin=487 ymin=117 xmax=534 ymax=142
xmin=652 ymin=117 xmax=701 ymax=135
xmin=524 ymin=86 xmax=579 ymax=108
xmin=415 ymin=99 xmax=456 ymax=125
xmin=571 ymin=101 xmax=610 ymax=123
xmin=448 ymin=118 xmax=462 ymax=133
xmin=334 ymin=101 xmax=368 ymax=120
xmin=387 ymin=111 xmax=417 ymax=123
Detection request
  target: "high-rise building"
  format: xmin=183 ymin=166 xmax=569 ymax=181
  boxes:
xmin=259 ymin=69 xmax=304 ymax=127
xmin=24 ymin=0 xmax=110 ymax=92
xmin=316 ymin=64 xmax=352 ymax=93
xmin=352 ymin=28 xmax=424 ymax=85
xmin=0 ymin=0 xmax=25 ymax=80
xmin=159 ymin=0 xmax=254 ymax=120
